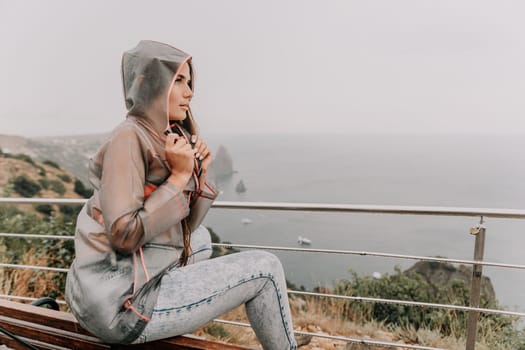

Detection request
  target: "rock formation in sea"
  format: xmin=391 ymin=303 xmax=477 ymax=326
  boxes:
xmin=235 ymin=179 xmax=247 ymax=193
xmin=208 ymin=145 xmax=234 ymax=179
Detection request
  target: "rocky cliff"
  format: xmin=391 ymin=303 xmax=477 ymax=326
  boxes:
xmin=405 ymin=259 xmax=496 ymax=302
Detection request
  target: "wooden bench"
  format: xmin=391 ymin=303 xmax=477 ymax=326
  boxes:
xmin=0 ymin=299 xmax=251 ymax=350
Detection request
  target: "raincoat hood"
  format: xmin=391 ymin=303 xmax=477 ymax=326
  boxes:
xmin=122 ymin=40 xmax=192 ymax=135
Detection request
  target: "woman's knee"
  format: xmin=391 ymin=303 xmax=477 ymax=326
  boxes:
xmin=250 ymin=250 xmax=285 ymax=277
xmin=190 ymin=225 xmax=212 ymax=261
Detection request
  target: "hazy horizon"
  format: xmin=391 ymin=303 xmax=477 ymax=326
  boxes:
xmin=2 ymin=129 xmax=525 ymax=140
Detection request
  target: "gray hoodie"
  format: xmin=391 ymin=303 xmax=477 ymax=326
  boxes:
xmin=65 ymin=40 xmax=217 ymax=344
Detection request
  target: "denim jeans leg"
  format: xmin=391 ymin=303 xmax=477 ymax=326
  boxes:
xmin=136 ymin=250 xmax=297 ymax=350
xmin=186 ymin=225 xmax=213 ymax=264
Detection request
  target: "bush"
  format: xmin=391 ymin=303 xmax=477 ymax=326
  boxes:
xmin=333 ymin=267 xmax=517 ymax=339
xmin=57 ymin=174 xmax=72 ymax=183
xmin=6 ymin=153 xmax=36 ymax=165
xmin=49 ymin=180 xmax=66 ymax=196
xmin=11 ymin=175 xmax=41 ymax=197
xmin=37 ymin=166 xmax=46 ymax=176
xmin=73 ymin=179 xmax=93 ymax=198
xmin=34 ymin=204 xmax=54 ymax=216
xmin=203 ymin=324 xmax=230 ymax=339
xmin=0 ymin=207 xmax=77 ymax=300
xmin=38 ymin=178 xmax=51 ymax=189
xmin=58 ymin=205 xmax=80 ymax=221
xmin=43 ymin=160 xmax=60 ymax=169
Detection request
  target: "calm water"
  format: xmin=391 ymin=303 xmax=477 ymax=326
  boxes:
xmin=201 ymin=133 xmax=525 ymax=312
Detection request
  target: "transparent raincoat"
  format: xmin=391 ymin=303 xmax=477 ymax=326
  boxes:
xmin=65 ymin=40 xmax=217 ymax=343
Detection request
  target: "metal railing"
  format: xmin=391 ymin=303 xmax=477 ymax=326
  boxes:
xmin=1 ymin=197 xmax=525 ymax=349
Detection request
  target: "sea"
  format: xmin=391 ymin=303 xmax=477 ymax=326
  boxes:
xmin=200 ymin=132 xmax=525 ymax=314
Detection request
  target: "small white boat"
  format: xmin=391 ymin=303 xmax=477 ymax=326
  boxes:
xmin=297 ymin=236 xmax=312 ymax=245
xmin=241 ymin=218 xmax=253 ymax=225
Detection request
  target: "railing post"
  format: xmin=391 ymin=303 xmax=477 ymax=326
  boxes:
xmin=465 ymin=216 xmax=486 ymax=350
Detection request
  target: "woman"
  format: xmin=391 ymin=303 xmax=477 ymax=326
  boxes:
xmin=65 ymin=40 xmax=297 ymax=349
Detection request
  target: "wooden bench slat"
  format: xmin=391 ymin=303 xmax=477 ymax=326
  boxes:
xmin=0 ymin=299 xmax=90 ymax=336
xmin=0 ymin=335 xmax=70 ymax=350
xmin=0 ymin=315 xmax=109 ymax=350
xmin=0 ymin=299 xmax=251 ymax=350
xmin=116 ymin=335 xmax=250 ymax=350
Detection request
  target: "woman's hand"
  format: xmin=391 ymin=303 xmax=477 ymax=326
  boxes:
xmin=165 ymin=133 xmax=194 ymax=190
xmin=191 ymin=135 xmax=212 ymax=191
xmin=191 ymin=135 xmax=212 ymax=173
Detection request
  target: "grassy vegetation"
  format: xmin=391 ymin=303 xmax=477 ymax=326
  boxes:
xmin=0 ymin=205 xmax=75 ymax=301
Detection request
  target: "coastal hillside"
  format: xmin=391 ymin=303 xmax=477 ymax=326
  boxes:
xmin=0 ymin=133 xmax=107 ymax=186
xmin=0 ymin=149 xmax=91 ymax=204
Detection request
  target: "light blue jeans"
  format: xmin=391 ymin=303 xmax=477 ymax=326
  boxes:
xmin=133 ymin=227 xmax=297 ymax=349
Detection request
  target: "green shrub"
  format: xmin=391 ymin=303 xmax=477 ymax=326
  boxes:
xmin=43 ymin=160 xmax=60 ymax=169
xmin=58 ymin=205 xmax=80 ymax=220
xmin=333 ymin=267 xmax=517 ymax=340
xmin=49 ymin=180 xmax=66 ymax=196
xmin=0 ymin=205 xmax=76 ymax=263
xmin=73 ymin=179 xmax=93 ymax=198
xmin=9 ymin=153 xmax=35 ymax=165
xmin=203 ymin=324 xmax=229 ymax=339
xmin=57 ymin=174 xmax=72 ymax=183
xmin=11 ymin=175 xmax=41 ymax=197
xmin=37 ymin=166 xmax=46 ymax=176
xmin=38 ymin=178 xmax=51 ymax=189
xmin=34 ymin=204 xmax=54 ymax=216
xmin=0 ymin=206 xmax=77 ymax=299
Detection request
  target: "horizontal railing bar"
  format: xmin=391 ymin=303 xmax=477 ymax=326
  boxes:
xmin=0 ymin=198 xmax=87 ymax=205
xmin=2 ymin=197 xmax=525 ymax=219
xmin=0 ymin=233 xmax=74 ymax=240
xmin=214 ymin=319 xmax=445 ymax=350
xmin=0 ymin=263 xmax=68 ymax=273
xmin=291 ymin=291 xmax=525 ymax=317
xmin=0 ymin=295 xmax=67 ymax=305
xmin=2 ymin=236 xmax=523 ymax=271
xmin=214 ymin=243 xmax=525 ymax=270
xmin=292 ymin=329 xmax=445 ymax=350
xmin=0 ymin=261 xmax=518 ymax=317
xmin=9 ymin=290 xmax=514 ymax=324
xmin=212 ymin=201 xmax=525 ymax=219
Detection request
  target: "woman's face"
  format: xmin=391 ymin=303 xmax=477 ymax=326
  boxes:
xmin=168 ymin=62 xmax=193 ymax=121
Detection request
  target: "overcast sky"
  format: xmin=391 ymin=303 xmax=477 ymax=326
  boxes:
xmin=1 ymin=0 xmax=525 ymax=136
